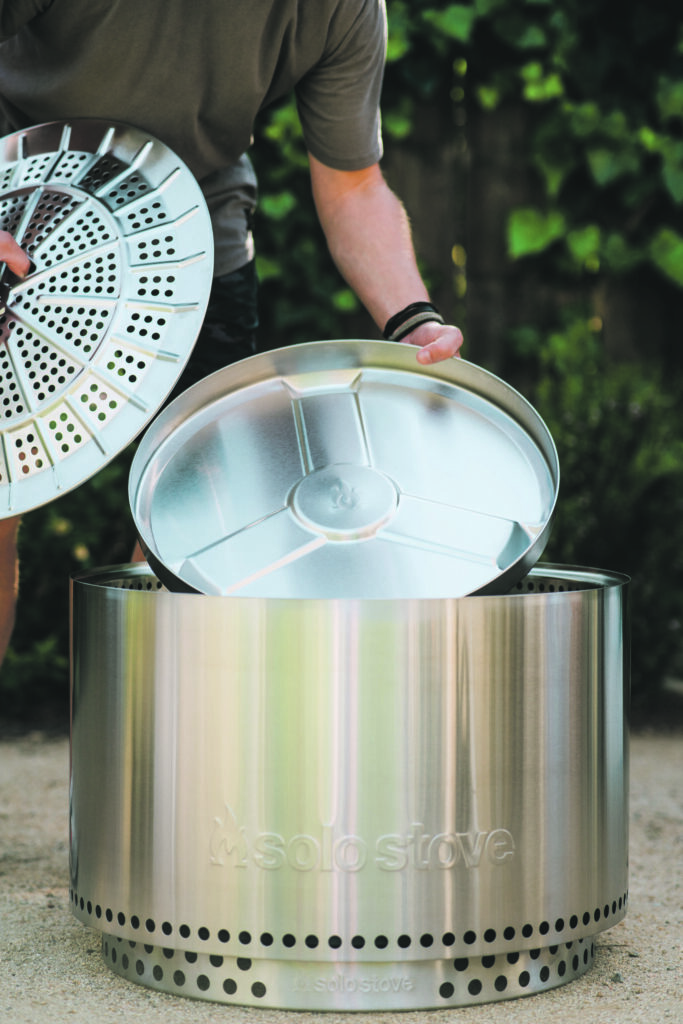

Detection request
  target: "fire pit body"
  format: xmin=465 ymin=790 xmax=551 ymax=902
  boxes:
xmin=69 ymin=562 xmax=629 ymax=1011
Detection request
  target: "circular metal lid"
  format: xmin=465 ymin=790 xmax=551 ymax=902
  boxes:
xmin=0 ymin=119 xmax=213 ymax=517
xmin=129 ymin=340 xmax=560 ymax=599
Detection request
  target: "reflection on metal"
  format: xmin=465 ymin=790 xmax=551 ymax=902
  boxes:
xmin=129 ymin=341 xmax=560 ymax=598
xmin=0 ymin=119 xmax=213 ymax=516
xmin=70 ymin=563 xmax=629 ymax=1010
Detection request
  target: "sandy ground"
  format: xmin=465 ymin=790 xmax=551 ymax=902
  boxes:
xmin=0 ymin=728 xmax=681 ymax=1024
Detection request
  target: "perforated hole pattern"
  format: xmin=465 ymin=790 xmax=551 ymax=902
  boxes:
xmin=71 ymin=884 xmax=628 ymax=960
xmin=0 ymin=120 xmax=212 ymax=513
xmin=98 ymin=570 xmax=591 ymax=596
xmin=99 ymin=929 xmax=598 ymax=1008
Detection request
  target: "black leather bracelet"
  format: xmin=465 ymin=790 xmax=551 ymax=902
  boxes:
xmin=383 ymin=301 xmax=445 ymax=341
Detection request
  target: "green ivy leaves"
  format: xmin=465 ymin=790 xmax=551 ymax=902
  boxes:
xmin=507 ymin=209 xmax=605 ymax=273
xmin=507 ymin=207 xmax=566 ymax=258
xmin=430 ymin=1 xmax=683 ymax=292
xmin=422 ymin=5 xmax=477 ymax=43
xmin=650 ymin=228 xmax=683 ymax=287
xmin=519 ymin=62 xmax=563 ymax=102
xmin=656 ymin=75 xmax=683 ymax=123
xmin=507 ymin=207 xmax=683 ymax=284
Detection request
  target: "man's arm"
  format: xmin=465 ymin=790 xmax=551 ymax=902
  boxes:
xmin=308 ymin=154 xmax=463 ymax=364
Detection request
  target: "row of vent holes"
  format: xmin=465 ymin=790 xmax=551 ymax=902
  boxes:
xmin=54 ymin=152 xmax=90 ymax=179
xmin=107 ymin=174 xmax=149 ymax=206
xmin=14 ymin=419 xmax=82 ymax=463
xmin=0 ymin=198 xmax=26 ymax=235
xmin=107 ymin=350 xmax=147 ymax=382
xmin=1 ymin=379 xmax=23 ymax=416
xmin=50 ymin=212 xmax=115 ymax=248
xmin=34 ymin=364 xmax=77 ymax=403
xmin=104 ymin=939 xmax=592 ymax=1003
xmin=136 ymin=274 xmax=176 ymax=299
xmin=515 ymin=580 xmax=570 ymax=593
xmin=79 ymin=158 xmax=128 ymax=195
xmin=125 ymin=202 xmax=167 ymax=231
xmin=79 ymin=383 xmax=117 ymax=422
xmin=104 ymin=942 xmax=266 ymax=999
xmin=29 ymin=304 xmax=109 ymax=348
xmin=23 ymin=348 xmax=71 ymax=371
xmin=60 ymin=261 xmax=118 ymax=290
xmin=0 ymin=170 xmax=17 ymax=191
xmin=22 ymin=196 xmax=80 ymax=247
xmin=0 ymin=369 xmax=18 ymax=395
xmin=14 ymin=434 xmax=43 ymax=473
xmin=16 ymin=338 xmax=75 ymax=389
xmin=136 ymin=236 xmax=176 ymax=261
xmin=19 ymin=338 xmax=73 ymax=372
xmin=40 ymin=255 xmax=119 ymax=294
xmin=48 ymin=412 xmax=83 ymax=450
xmin=438 ymin=947 xmax=593 ymax=999
xmin=115 ymin=578 xmax=165 ymax=591
xmin=43 ymin=232 xmax=114 ymax=261
xmin=113 ymin=940 xmax=586 ymax=968
xmin=75 ymin=894 xmax=626 ymax=948
xmin=125 ymin=312 xmax=166 ymax=340
xmin=29 ymin=190 xmax=77 ymax=212
xmin=20 ymin=155 xmax=53 ymax=185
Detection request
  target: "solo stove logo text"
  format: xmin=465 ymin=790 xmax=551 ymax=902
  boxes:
xmin=210 ymin=806 xmax=515 ymax=873
xmin=292 ymin=973 xmax=414 ymax=995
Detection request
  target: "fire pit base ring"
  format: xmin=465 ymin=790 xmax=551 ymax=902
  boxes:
xmin=101 ymin=933 xmax=597 ymax=1010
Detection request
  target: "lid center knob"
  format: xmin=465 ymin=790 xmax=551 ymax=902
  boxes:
xmin=291 ymin=464 xmax=399 ymax=541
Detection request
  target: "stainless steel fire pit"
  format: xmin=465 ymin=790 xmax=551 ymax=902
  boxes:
xmin=69 ymin=562 xmax=629 ymax=1011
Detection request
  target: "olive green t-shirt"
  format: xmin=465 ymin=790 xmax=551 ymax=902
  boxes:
xmin=0 ymin=0 xmax=387 ymax=273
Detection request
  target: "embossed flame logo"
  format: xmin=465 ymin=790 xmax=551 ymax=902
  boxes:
xmin=210 ymin=804 xmax=248 ymax=866
xmin=329 ymin=477 xmax=358 ymax=510
xmin=210 ymin=805 xmax=515 ymax=873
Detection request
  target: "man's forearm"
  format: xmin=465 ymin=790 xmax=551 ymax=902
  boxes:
xmin=310 ymin=155 xmax=428 ymax=325
xmin=309 ymin=155 xmax=463 ymax=363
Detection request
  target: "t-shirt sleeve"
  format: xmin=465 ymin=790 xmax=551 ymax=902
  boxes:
xmin=295 ymin=0 xmax=386 ymax=171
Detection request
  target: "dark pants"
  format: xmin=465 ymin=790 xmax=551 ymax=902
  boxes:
xmin=172 ymin=260 xmax=259 ymax=398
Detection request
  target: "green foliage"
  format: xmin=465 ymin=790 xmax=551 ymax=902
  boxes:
xmin=649 ymin=228 xmax=683 ymax=287
xmin=514 ymin=314 xmax=683 ymax=709
xmin=421 ymin=6 xmax=477 ymax=44
xmin=384 ymin=0 xmax=683 ymax=294
xmin=475 ymin=2 xmax=683 ymax=287
xmin=507 ymin=207 xmax=566 ymax=258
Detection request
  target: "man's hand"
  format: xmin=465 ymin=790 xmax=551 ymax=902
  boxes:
xmin=401 ymin=320 xmax=464 ymax=364
xmin=0 ymin=231 xmax=30 ymax=278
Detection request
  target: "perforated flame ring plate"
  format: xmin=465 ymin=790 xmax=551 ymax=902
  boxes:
xmin=0 ymin=119 xmax=213 ymax=517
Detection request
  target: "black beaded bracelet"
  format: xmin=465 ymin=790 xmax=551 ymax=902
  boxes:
xmin=383 ymin=301 xmax=445 ymax=342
